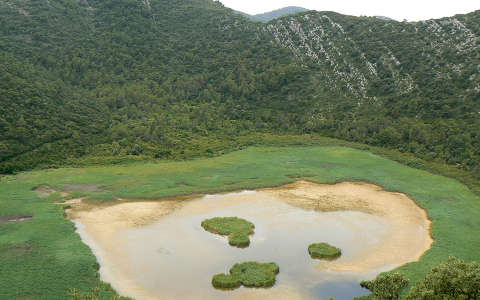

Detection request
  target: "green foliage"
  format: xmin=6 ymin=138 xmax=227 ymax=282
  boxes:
xmin=69 ymin=285 xmax=132 ymax=300
xmin=212 ymin=262 xmax=280 ymax=289
xmin=1 ymin=146 xmax=480 ymax=298
xmin=0 ymin=0 xmax=478 ymax=181
xmin=406 ymin=257 xmax=480 ymax=300
xmin=356 ymin=273 xmax=409 ymax=300
xmin=231 ymin=262 xmax=280 ymax=287
xmin=211 ymin=273 xmax=241 ymax=289
xmin=201 ymin=217 xmax=254 ymax=247
xmin=0 ymin=0 xmax=307 ymax=172
xmin=359 ymin=257 xmax=480 ymax=300
xmin=308 ymin=243 xmax=341 ymax=259
xmin=229 ymin=234 xmax=250 ymax=247
xmin=267 ymin=10 xmax=480 ymax=175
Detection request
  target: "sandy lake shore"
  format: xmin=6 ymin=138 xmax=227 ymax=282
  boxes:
xmin=68 ymin=181 xmax=432 ymax=300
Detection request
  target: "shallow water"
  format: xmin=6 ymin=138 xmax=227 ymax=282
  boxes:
xmin=112 ymin=191 xmax=389 ymax=300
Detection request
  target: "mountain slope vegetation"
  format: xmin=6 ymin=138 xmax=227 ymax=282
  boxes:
xmin=0 ymin=0 xmax=308 ymax=171
xmin=267 ymin=11 xmax=480 ymax=172
xmin=0 ymin=0 xmax=479 ymax=178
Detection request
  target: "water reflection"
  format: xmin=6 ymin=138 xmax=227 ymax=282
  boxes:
xmin=118 ymin=192 xmax=385 ymax=299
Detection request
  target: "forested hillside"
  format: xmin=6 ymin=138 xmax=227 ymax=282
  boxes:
xmin=0 ymin=0 xmax=479 ymax=177
xmin=266 ymin=10 xmax=480 ymax=175
xmin=0 ymin=0 xmax=308 ymax=172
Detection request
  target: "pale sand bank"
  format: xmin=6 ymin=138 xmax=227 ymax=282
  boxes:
xmin=69 ymin=181 xmax=432 ymax=300
xmin=262 ymin=181 xmax=433 ymax=273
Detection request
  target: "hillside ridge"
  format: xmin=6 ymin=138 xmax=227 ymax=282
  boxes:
xmin=242 ymin=6 xmax=309 ymax=22
xmin=0 ymin=0 xmax=478 ymax=178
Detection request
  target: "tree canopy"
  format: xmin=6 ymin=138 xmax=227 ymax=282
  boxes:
xmin=0 ymin=0 xmax=478 ymax=176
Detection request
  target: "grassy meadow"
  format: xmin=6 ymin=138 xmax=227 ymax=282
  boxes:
xmin=1 ymin=146 xmax=480 ymax=299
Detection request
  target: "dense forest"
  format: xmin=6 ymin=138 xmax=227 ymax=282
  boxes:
xmin=0 ymin=0 xmax=479 ymax=177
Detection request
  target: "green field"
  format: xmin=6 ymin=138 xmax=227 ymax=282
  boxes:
xmin=1 ymin=146 xmax=480 ymax=299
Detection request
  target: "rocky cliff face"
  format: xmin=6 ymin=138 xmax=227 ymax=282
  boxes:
xmin=265 ymin=11 xmax=480 ymax=99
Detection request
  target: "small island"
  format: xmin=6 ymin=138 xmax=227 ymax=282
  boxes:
xmin=201 ymin=217 xmax=255 ymax=248
xmin=212 ymin=261 xmax=280 ymax=289
xmin=308 ymin=242 xmax=342 ymax=260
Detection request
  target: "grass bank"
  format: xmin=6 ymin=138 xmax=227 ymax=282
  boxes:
xmin=1 ymin=145 xmax=479 ymax=298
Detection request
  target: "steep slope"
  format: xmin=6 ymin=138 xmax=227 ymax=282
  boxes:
xmin=0 ymin=1 xmax=479 ymax=176
xmin=266 ymin=11 xmax=480 ymax=170
xmin=0 ymin=0 xmax=307 ymax=172
xmin=0 ymin=51 xmax=111 ymax=170
xmin=267 ymin=11 xmax=480 ymax=99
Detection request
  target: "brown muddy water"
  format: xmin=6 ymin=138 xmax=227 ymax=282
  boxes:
xmin=72 ymin=182 xmax=432 ymax=300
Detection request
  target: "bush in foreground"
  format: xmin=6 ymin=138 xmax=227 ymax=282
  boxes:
xmin=355 ymin=273 xmax=409 ymax=300
xmin=69 ymin=284 xmax=133 ymax=300
xmin=212 ymin=262 xmax=280 ymax=289
xmin=406 ymin=257 xmax=480 ymax=300
xmin=308 ymin=243 xmax=341 ymax=260
xmin=356 ymin=257 xmax=480 ymax=300
xmin=201 ymin=217 xmax=254 ymax=247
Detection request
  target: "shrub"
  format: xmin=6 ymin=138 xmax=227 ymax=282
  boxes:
xmin=229 ymin=234 xmax=250 ymax=247
xmin=406 ymin=257 xmax=480 ymax=300
xmin=308 ymin=243 xmax=341 ymax=259
xmin=211 ymin=273 xmax=241 ymax=289
xmin=201 ymin=217 xmax=255 ymax=248
xmin=356 ymin=273 xmax=409 ymax=300
xmin=212 ymin=262 xmax=280 ymax=289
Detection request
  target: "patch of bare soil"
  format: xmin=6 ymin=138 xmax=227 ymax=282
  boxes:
xmin=54 ymin=198 xmax=84 ymax=205
xmin=34 ymin=185 xmax=69 ymax=198
xmin=2 ymin=242 xmax=34 ymax=257
xmin=0 ymin=215 xmax=33 ymax=223
xmin=33 ymin=185 xmax=57 ymax=198
xmin=62 ymin=184 xmax=104 ymax=193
